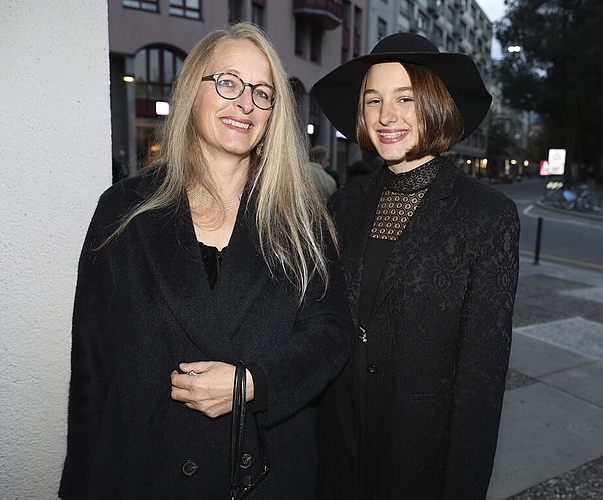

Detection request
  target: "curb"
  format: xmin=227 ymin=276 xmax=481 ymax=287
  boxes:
xmin=535 ymin=200 xmax=603 ymax=222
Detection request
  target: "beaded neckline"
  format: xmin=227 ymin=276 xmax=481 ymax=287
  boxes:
xmin=383 ymin=156 xmax=444 ymax=194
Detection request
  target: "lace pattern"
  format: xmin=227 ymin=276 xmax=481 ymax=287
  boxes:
xmin=370 ymin=157 xmax=443 ymax=241
xmin=370 ymin=190 xmax=426 ymax=240
xmin=383 ymin=156 xmax=443 ymax=194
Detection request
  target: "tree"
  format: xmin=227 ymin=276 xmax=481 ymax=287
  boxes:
xmin=495 ymin=0 xmax=603 ymax=183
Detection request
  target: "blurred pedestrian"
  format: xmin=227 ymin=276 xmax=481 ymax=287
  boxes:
xmin=312 ymin=144 xmax=339 ymax=187
xmin=309 ymin=144 xmax=337 ymax=203
xmin=313 ymin=32 xmax=520 ymax=499
xmin=59 ymin=22 xmax=351 ymax=500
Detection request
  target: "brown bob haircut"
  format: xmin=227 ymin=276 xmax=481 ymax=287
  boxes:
xmin=355 ymin=62 xmax=464 ymax=162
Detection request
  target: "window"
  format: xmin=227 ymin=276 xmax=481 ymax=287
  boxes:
xmin=252 ymin=0 xmax=265 ymax=28
xmin=377 ymin=17 xmax=386 ymax=41
xmin=295 ymin=23 xmax=305 ymax=56
xmin=353 ymin=6 xmax=362 ymax=56
xmin=446 ymin=36 xmax=454 ymax=51
xmin=229 ymin=0 xmax=243 ymax=23
xmin=169 ymin=0 xmax=201 ymax=20
xmin=447 ymin=5 xmax=455 ymax=20
xmin=341 ymin=45 xmax=349 ymax=64
xmin=343 ymin=0 xmax=351 ymax=29
xmin=123 ymin=0 xmax=158 ymax=12
xmin=354 ymin=6 xmax=362 ymax=36
xmin=432 ymin=26 xmax=443 ymax=47
xmin=419 ymin=12 xmax=428 ymax=31
xmin=134 ymin=46 xmax=185 ymax=106
xmin=310 ymin=27 xmax=322 ymax=63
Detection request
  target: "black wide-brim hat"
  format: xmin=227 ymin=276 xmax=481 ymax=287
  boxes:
xmin=313 ymin=32 xmax=492 ymax=142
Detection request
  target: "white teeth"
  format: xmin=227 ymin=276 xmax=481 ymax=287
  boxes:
xmin=223 ymin=118 xmax=250 ymax=130
xmin=380 ymin=131 xmax=403 ymax=139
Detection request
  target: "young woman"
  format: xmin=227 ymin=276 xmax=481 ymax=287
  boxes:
xmin=313 ymin=32 xmax=520 ymax=499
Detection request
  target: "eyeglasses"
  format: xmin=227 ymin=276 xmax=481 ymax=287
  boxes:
xmin=201 ymin=72 xmax=276 ymax=110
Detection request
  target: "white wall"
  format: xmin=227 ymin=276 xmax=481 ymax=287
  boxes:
xmin=0 ymin=1 xmax=111 ymax=498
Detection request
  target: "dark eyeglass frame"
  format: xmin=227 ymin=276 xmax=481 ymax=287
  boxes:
xmin=201 ymin=72 xmax=276 ymax=110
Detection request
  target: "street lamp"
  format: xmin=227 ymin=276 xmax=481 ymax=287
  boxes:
xmin=507 ymin=45 xmax=521 ymax=53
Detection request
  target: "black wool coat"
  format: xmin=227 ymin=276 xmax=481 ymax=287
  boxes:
xmin=316 ymin=161 xmax=520 ymax=500
xmin=59 ymin=172 xmax=352 ymax=500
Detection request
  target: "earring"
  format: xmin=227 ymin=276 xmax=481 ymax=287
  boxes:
xmin=255 ymin=143 xmax=263 ymax=157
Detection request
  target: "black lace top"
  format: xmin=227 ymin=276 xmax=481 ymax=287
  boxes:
xmin=360 ymin=156 xmax=443 ymax=326
xmin=370 ymin=156 xmax=443 ymax=241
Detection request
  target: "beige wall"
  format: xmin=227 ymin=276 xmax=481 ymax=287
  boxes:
xmin=0 ymin=1 xmax=111 ymax=498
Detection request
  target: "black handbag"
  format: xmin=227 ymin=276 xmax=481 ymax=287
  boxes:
xmin=230 ymin=361 xmax=279 ymax=500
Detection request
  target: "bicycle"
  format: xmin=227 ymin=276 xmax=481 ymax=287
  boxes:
xmin=559 ymin=184 xmax=603 ymax=212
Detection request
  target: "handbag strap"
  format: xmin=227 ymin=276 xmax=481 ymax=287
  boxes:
xmin=230 ymin=361 xmax=272 ymax=496
xmin=230 ymin=360 xmax=247 ymax=492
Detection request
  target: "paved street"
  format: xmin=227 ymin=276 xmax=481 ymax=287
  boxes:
xmin=486 ymin=197 xmax=603 ymax=499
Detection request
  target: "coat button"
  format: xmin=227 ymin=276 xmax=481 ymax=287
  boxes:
xmin=240 ymin=453 xmax=253 ymax=469
xmin=367 ymin=364 xmax=379 ymax=374
xmin=182 ymin=460 xmax=198 ymax=476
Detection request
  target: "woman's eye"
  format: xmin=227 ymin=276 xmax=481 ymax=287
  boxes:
xmin=218 ymin=78 xmax=236 ymax=88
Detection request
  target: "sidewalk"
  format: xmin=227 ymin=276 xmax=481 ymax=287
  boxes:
xmin=486 ymin=256 xmax=603 ymax=499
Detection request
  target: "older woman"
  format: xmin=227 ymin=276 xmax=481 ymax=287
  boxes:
xmin=59 ymin=23 xmax=351 ymax=499
xmin=313 ymin=33 xmax=520 ymax=499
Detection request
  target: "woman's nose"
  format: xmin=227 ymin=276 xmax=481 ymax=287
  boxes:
xmin=236 ymin=85 xmax=255 ymax=113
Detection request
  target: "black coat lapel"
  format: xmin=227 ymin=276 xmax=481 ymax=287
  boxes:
xmin=334 ymin=169 xmax=384 ymax=325
xmin=134 ymin=199 xmax=232 ymax=360
xmin=369 ymin=162 xmax=460 ymax=322
xmin=210 ymin=199 xmax=275 ymax=342
xmin=135 ymin=191 xmax=274 ymax=360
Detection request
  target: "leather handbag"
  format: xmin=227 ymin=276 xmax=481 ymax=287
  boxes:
xmin=230 ymin=361 xmax=278 ymax=500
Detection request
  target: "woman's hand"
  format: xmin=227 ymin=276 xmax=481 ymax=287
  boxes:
xmin=170 ymin=361 xmax=254 ymax=418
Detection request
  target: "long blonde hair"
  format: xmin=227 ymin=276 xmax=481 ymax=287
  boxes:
xmin=110 ymin=23 xmax=337 ymax=301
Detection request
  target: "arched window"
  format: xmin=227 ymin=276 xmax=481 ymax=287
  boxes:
xmin=134 ymin=45 xmax=185 ymax=115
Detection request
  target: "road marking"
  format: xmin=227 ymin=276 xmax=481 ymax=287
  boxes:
xmin=520 ymin=250 xmax=603 ymax=271
xmin=522 ymin=204 xmax=602 ymax=228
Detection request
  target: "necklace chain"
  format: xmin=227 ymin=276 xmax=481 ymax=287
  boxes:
xmin=188 ymin=189 xmax=242 ymax=210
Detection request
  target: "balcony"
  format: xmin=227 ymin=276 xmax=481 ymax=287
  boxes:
xmin=293 ymin=0 xmax=343 ymax=31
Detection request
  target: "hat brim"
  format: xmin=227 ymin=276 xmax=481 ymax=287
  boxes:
xmin=313 ymin=51 xmax=492 ymax=143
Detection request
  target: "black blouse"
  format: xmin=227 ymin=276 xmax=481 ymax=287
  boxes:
xmin=198 ymin=242 xmax=224 ymax=290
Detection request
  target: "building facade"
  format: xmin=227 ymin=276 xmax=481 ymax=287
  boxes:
xmin=108 ymin=0 xmax=367 ymax=178
xmin=109 ymin=0 xmax=498 ymax=181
